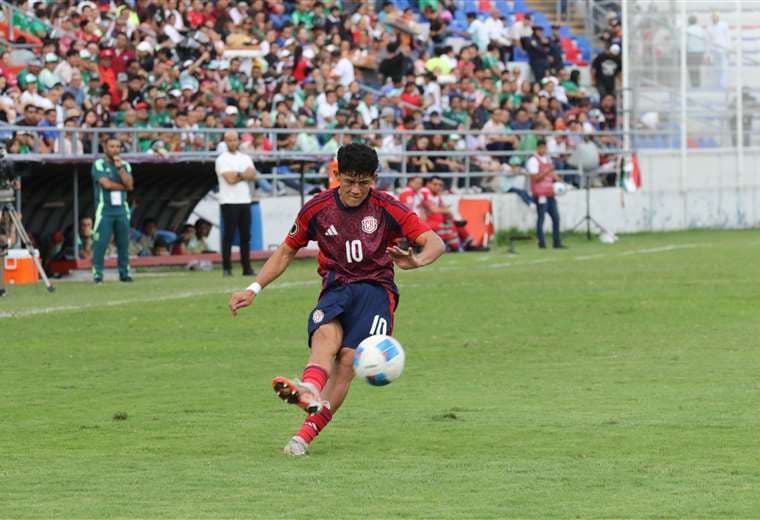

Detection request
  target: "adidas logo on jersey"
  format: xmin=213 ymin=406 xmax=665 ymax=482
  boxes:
xmin=325 ymin=225 xmax=339 ymax=236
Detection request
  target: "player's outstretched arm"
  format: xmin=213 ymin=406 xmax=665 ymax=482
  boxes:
xmin=386 ymin=230 xmax=445 ymax=270
xmin=228 ymin=242 xmax=298 ymax=316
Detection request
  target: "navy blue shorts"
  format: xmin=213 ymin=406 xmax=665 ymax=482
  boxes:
xmin=307 ymin=283 xmax=396 ymax=349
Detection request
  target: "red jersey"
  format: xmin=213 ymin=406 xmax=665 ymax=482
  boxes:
xmin=285 ymin=188 xmax=430 ymax=296
xmin=398 ymin=187 xmax=423 ymax=217
xmin=418 ymin=186 xmax=446 ymax=226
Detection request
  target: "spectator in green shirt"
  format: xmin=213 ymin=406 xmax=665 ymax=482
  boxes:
xmin=149 ymin=93 xmax=172 ymax=127
xmin=443 ymin=95 xmax=469 ymax=127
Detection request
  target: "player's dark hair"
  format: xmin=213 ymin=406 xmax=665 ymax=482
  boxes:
xmin=337 ymin=143 xmax=379 ymax=178
xmin=429 ymin=175 xmax=444 ymax=183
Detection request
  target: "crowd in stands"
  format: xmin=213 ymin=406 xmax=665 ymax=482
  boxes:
xmin=3 ymin=0 xmax=622 ymax=197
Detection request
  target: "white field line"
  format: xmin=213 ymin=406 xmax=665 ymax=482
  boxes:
xmin=1 ymin=244 xmax=702 ymax=319
xmin=441 ymin=243 xmax=702 ymax=273
xmin=0 ymin=280 xmax=319 ymax=319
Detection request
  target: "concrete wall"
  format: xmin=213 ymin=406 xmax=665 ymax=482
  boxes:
xmin=192 ymin=148 xmax=760 ymax=251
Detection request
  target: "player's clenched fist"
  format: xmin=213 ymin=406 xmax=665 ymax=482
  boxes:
xmin=229 ymin=290 xmax=255 ymax=316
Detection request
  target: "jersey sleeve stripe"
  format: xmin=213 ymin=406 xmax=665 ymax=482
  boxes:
xmin=299 ymin=190 xmax=336 ymax=222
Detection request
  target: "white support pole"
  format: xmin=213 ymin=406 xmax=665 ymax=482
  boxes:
xmin=736 ymin=0 xmax=744 ymax=224
xmin=679 ymin=1 xmax=688 ymax=225
xmin=622 ymin=0 xmax=631 ymax=154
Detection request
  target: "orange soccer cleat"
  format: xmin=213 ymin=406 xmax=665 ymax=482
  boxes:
xmin=271 ymin=376 xmax=326 ymax=415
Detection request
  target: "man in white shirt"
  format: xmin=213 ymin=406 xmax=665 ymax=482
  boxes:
xmin=332 ymin=48 xmax=355 ymax=88
xmin=316 ymin=90 xmax=339 ymax=128
xmin=467 ymin=12 xmax=489 ymax=52
xmin=511 ymin=13 xmax=534 ymax=47
xmin=526 ymin=139 xmax=564 ymax=249
xmin=216 ymin=131 xmax=257 ymax=277
xmin=54 ymin=49 xmax=81 ymax=86
xmin=484 ymin=9 xmax=511 ymax=48
xmin=707 ymin=11 xmax=730 ymax=89
xmin=357 ymin=91 xmax=379 ymax=127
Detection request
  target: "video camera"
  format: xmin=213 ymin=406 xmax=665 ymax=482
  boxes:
xmin=0 ymin=144 xmax=17 ymax=203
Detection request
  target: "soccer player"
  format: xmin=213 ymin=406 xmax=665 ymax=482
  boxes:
xmin=398 ymin=175 xmax=424 ymax=217
xmin=228 ymin=143 xmax=445 ymax=456
xmin=419 ymin=175 xmax=475 ymax=251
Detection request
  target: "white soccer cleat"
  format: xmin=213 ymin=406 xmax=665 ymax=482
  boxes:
xmin=272 ymin=376 xmax=327 ymax=414
xmin=283 ymin=436 xmax=309 ymax=457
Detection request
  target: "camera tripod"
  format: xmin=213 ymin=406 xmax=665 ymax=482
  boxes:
xmin=570 ymin=163 xmax=610 ymax=241
xmin=1 ymin=189 xmax=55 ymax=294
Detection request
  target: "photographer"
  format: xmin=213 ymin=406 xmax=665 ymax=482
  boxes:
xmin=91 ymin=137 xmax=134 ymax=284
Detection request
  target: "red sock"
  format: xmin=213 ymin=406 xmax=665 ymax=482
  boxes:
xmin=302 ymin=364 xmax=329 ymax=392
xmin=296 ymin=407 xmax=333 ymax=444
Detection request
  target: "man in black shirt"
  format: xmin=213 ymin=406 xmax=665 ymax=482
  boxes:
xmin=591 ymin=44 xmax=622 ymax=99
xmin=379 ymin=41 xmax=415 ymax=84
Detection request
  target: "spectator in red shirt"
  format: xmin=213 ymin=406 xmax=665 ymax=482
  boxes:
xmin=112 ymin=33 xmax=135 ymax=75
xmin=400 ymin=81 xmax=422 ymax=118
xmin=98 ymin=49 xmax=121 ymax=109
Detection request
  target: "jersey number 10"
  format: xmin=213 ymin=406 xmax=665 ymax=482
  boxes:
xmin=345 ymin=240 xmax=364 ymax=263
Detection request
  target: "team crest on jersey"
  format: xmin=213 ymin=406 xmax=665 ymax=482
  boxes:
xmin=312 ymin=309 xmax=325 ymax=324
xmin=361 ymin=216 xmax=378 ymax=234
xmin=289 ymin=222 xmax=299 ymax=237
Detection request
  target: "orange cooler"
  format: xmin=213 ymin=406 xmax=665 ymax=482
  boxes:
xmin=4 ymin=249 xmax=40 ymax=285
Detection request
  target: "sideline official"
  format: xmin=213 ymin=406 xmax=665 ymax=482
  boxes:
xmin=91 ymin=137 xmax=134 ymax=283
xmin=216 ymin=130 xmax=257 ymax=277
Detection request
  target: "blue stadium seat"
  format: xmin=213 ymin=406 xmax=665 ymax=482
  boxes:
xmin=450 ymin=19 xmax=467 ymax=32
xmin=463 ymin=0 xmax=477 ymax=13
xmin=497 ymin=3 xmax=511 ymax=17
xmin=513 ymin=46 xmax=529 ymax=62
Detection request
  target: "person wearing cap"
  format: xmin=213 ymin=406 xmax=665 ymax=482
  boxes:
xmin=591 ymin=43 xmax=621 ymax=98
xmin=91 ymin=136 xmax=135 ymax=283
xmin=548 ymin=24 xmax=564 ymax=75
xmin=97 ymin=49 xmax=120 ymax=108
xmin=19 ymin=74 xmax=47 ymax=110
xmin=521 ymin=25 xmax=550 ymax=82
xmin=216 ymin=130 xmax=257 ymax=277
xmin=17 ymin=58 xmax=42 ymax=90
xmin=39 ymin=53 xmax=62 ymax=91
xmin=135 ymin=41 xmax=155 ymax=72
xmin=149 ymin=92 xmax=172 ymax=127
xmin=125 ymin=74 xmax=145 ymax=106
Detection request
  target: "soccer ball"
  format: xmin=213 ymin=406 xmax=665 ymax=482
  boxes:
xmin=553 ymin=181 xmax=569 ymax=196
xmin=353 ymin=335 xmax=406 ymax=386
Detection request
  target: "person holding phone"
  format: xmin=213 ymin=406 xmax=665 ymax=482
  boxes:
xmin=91 ymin=137 xmax=134 ymax=283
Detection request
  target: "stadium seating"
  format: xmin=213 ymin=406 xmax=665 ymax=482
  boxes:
xmin=3 ymin=0 xmax=625 ymax=271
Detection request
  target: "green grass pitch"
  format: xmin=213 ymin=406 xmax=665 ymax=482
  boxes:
xmin=2 ymin=230 xmax=760 ymax=518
